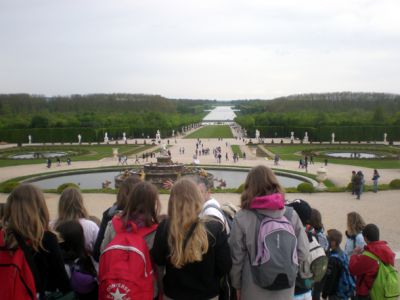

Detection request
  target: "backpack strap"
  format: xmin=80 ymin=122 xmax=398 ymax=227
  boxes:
xmin=363 ymin=251 xmax=380 ymax=263
xmin=183 ymin=222 xmax=198 ymax=250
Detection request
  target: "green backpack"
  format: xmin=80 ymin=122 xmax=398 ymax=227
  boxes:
xmin=363 ymin=251 xmax=400 ymax=300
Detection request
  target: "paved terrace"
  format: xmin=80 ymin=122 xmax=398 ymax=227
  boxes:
xmin=0 ymin=126 xmax=399 ymax=261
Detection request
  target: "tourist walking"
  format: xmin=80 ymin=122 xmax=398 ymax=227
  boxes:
xmin=47 ymin=158 xmax=52 ymax=168
xmin=344 ymin=212 xmax=366 ymax=257
xmin=0 ymin=184 xmax=71 ymax=298
xmin=229 ymin=165 xmax=309 ymax=300
xmin=372 ymin=169 xmax=380 ymax=193
xmin=151 ymin=178 xmax=232 ymax=300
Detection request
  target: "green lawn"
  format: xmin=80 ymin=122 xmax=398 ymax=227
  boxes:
xmin=265 ymin=144 xmax=400 ymax=169
xmin=231 ymin=145 xmax=243 ymax=158
xmin=0 ymin=144 xmax=153 ymax=167
xmin=185 ymin=125 xmax=233 ymax=139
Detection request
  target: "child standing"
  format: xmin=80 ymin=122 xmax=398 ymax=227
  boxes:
xmin=349 ymin=224 xmax=396 ymax=300
xmin=321 ymin=229 xmax=355 ymax=300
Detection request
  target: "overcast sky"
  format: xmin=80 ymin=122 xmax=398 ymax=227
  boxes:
xmin=1 ymin=0 xmax=399 ymax=100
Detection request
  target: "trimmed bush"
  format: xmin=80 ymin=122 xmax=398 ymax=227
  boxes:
xmin=297 ymin=182 xmax=315 ymax=193
xmin=57 ymin=183 xmax=80 ymax=193
xmin=236 ymin=183 xmax=244 ymax=193
xmin=0 ymin=181 xmax=20 ymax=193
xmin=389 ymin=179 xmax=400 ymax=189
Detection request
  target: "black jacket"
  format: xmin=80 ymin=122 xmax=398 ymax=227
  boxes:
xmin=32 ymin=231 xmax=71 ymax=293
xmin=151 ymin=218 xmax=232 ymax=300
xmin=321 ymin=249 xmax=343 ymax=298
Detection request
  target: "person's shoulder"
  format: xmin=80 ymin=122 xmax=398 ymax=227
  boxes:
xmin=79 ymin=218 xmax=99 ymax=230
xmin=204 ymin=217 xmax=224 ymax=234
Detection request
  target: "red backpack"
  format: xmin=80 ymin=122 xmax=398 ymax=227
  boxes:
xmin=99 ymin=216 xmax=157 ymax=300
xmin=0 ymin=230 xmax=37 ymax=300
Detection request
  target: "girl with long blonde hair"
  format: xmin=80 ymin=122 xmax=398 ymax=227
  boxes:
xmin=51 ymin=187 xmax=99 ymax=253
xmin=151 ymin=177 xmax=231 ymax=300
xmin=1 ymin=184 xmax=70 ymax=295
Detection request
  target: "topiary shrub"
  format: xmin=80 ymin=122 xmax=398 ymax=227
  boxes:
xmin=57 ymin=183 xmax=80 ymax=194
xmin=297 ymin=182 xmax=315 ymax=193
xmin=0 ymin=181 xmax=20 ymax=193
xmin=236 ymin=183 xmax=244 ymax=193
xmin=389 ymin=179 xmax=400 ymax=189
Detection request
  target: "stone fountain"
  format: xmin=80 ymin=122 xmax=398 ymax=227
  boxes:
xmin=115 ymin=145 xmax=214 ymax=188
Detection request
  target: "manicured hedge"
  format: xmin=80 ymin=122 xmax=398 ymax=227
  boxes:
xmin=246 ymin=125 xmax=400 ymax=142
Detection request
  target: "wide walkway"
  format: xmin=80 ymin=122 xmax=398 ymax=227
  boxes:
xmin=0 ymin=126 xmax=399 ymax=260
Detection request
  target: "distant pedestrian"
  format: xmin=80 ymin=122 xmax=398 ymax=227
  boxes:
xmin=226 ymin=152 xmax=229 ymax=161
xmin=47 ymin=158 xmax=52 ymax=168
xmin=351 ymin=171 xmax=356 ymax=195
xmin=354 ymin=171 xmax=363 ymax=200
xmin=56 ymin=157 xmax=61 ymax=166
xmin=66 ymin=157 xmax=71 ymax=166
xmin=324 ymin=158 xmax=328 ymax=166
xmin=372 ymin=169 xmax=380 ymax=193
xmin=310 ymin=155 xmax=314 ymax=164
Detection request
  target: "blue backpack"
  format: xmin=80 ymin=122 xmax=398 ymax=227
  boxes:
xmin=330 ymin=251 xmax=355 ymax=299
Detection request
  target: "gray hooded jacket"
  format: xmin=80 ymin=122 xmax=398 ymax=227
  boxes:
xmin=229 ymin=206 xmax=309 ymax=300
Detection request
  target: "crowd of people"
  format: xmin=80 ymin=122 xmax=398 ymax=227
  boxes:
xmin=0 ymin=165 xmax=397 ymax=300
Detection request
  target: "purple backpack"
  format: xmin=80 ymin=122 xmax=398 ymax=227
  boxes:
xmin=251 ymin=207 xmax=298 ymax=290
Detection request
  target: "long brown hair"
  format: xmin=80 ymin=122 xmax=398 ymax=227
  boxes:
xmin=241 ymin=165 xmax=284 ymax=209
xmin=121 ymin=181 xmax=160 ymax=227
xmin=116 ymin=175 xmax=141 ymax=210
xmin=54 ymin=187 xmax=88 ymax=228
xmin=3 ymin=184 xmax=50 ymax=251
xmin=167 ymin=178 xmax=209 ymax=268
xmin=347 ymin=212 xmax=366 ymax=236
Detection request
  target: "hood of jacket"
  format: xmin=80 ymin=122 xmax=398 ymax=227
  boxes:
xmin=365 ymin=241 xmax=395 ymax=265
xmin=249 ymin=193 xmax=285 ymax=210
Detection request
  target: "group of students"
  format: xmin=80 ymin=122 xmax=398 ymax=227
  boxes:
xmin=0 ymin=165 xmax=398 ymax=300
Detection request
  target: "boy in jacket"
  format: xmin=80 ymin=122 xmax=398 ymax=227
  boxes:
xmin=349 ymin=223 xmax=395 ymax=300
xmin=321 ymin=229 xmax=346 ymax=300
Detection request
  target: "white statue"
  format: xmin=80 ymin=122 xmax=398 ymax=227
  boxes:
xmin=122 ymin=132 xmax=127 ymax=142
xmin=172 ymin=130 xmax=175 ymax=137
xmin=28 ymin=135 xmax=32 ymax=144
xmin=78 ymin=134 xmax=81 ymax=144
xmin=156 ymin=130 xmax=161 ymax=141
xmin=331 ymin=132 xmax=335 ymax=143
xmin=290 ymin=131 xmax=294 ymax=142
xmin=384 ymin=132 xmax=387 ymax=143
xmin=303 ymin=132 xmax=309 ymax=143
xmin=104 ymin=132 xmax=109 ymax=143
xmin=182 ymin=126 xmax=185 ymax=133
xmin=160 ymin=144 xmax=168 ymax=156
xmin=255 ymin=129 xmax=260 ymax=140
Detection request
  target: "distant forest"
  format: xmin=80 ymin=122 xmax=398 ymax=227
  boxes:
xmin=0 ymin=94 xmax=213 ymax=130
xmin=234 ymin=92 xmax=400 ymax=141
xmin=1 ymin=92 xmax=400 ymax=142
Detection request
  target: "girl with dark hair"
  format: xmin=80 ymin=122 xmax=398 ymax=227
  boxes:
xmin=93 ymin=175 xmax=141 ymax=261
xmin=56 ymin=220 xmax=98 ymax=300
